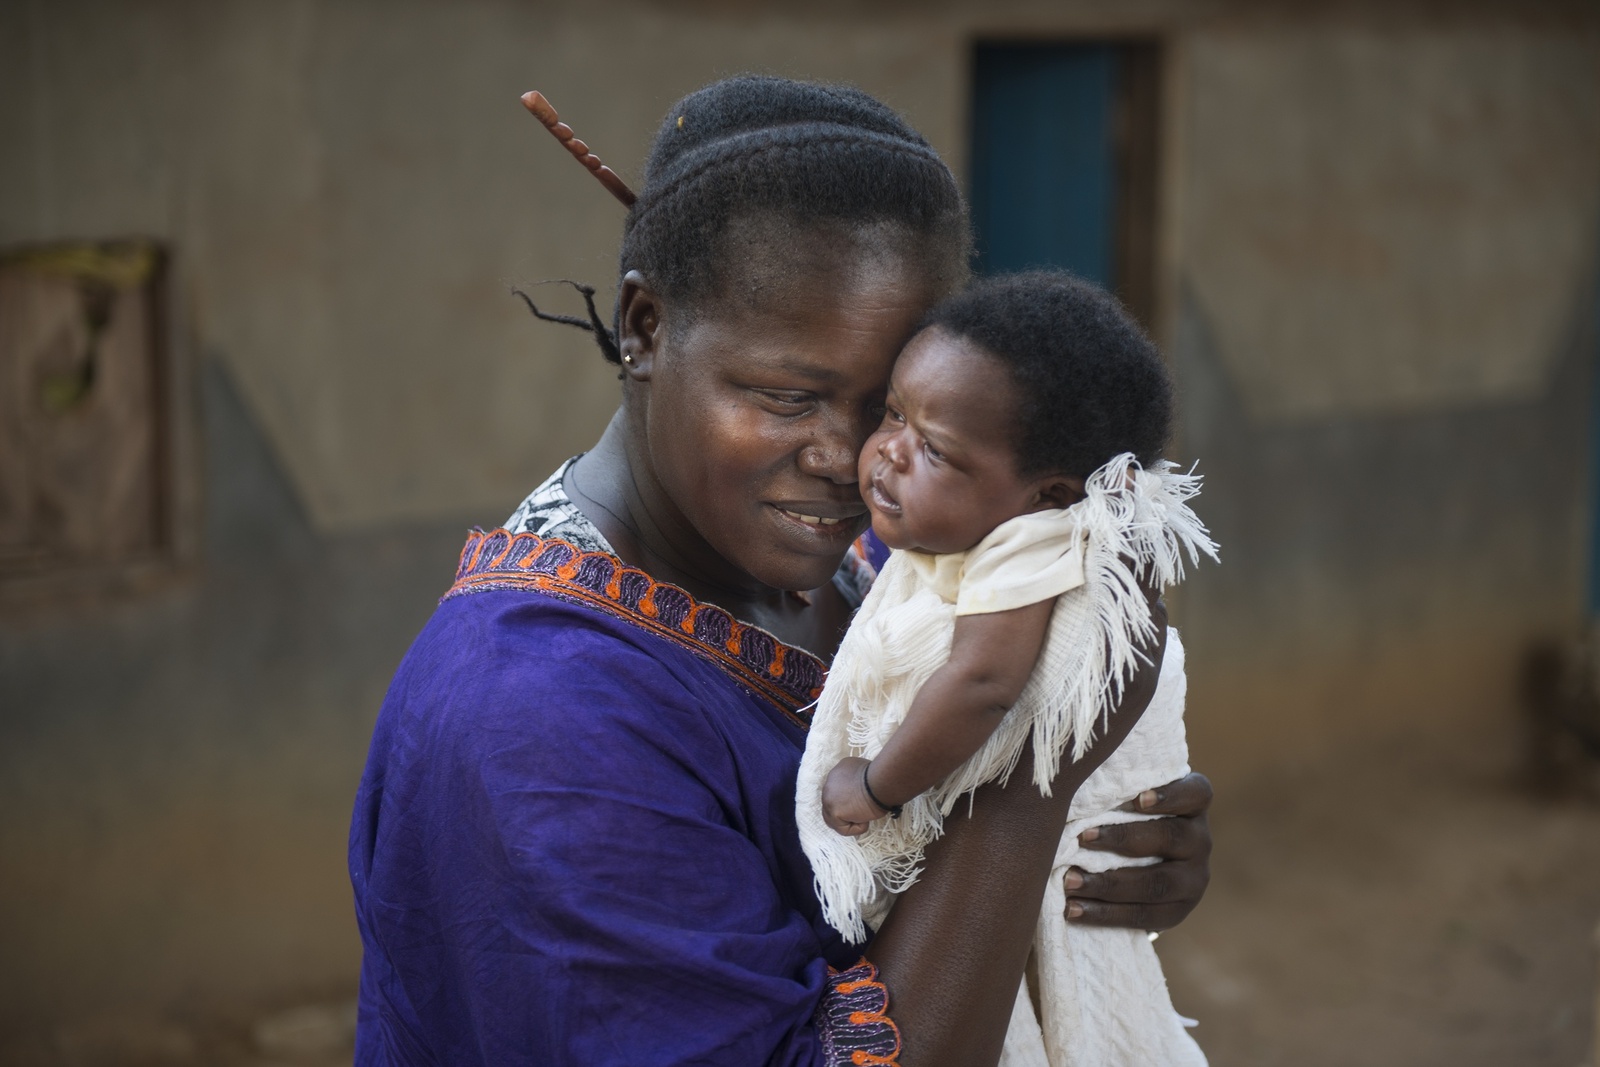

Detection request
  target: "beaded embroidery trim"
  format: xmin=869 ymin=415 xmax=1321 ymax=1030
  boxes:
xmin=443 ymin=529 xmax=825 ymax=726
xmin=816 ymin=958 xmax=903 ymax=1066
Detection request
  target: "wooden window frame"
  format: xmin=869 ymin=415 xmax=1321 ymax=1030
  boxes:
xmin=0 ymin=239 xmax=198 ymax=611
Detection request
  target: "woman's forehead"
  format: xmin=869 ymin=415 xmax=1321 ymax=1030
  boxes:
xmin=673 ymin=265 xmax=931 ymax=385
xmin=706 ymin=214 xmax=949 ymax=314
xmin=676 ymin=251 xmax=935 ymax=346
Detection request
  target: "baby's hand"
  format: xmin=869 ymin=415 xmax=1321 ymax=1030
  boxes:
xmin=822 ymin=757 xmax=885 ymax=836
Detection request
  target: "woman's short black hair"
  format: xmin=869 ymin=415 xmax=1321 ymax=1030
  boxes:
xmin=618 ymin=76 xmax=969 ymax=328
xmin=922 ymin=271 xmax=1173 ymax=479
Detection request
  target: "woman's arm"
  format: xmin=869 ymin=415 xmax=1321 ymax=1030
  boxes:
xmin=865 ymin=601 xmax=1169 ymax=1067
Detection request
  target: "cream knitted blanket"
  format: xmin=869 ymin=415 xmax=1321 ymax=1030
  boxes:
xmin=796 ymin=455 xmax=1216 ymax=1066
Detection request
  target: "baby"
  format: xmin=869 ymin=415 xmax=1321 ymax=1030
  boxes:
xmin=796 ymin=271 xmax=1216 ymax=1067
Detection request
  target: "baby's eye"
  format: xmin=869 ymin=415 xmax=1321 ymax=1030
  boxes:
xmin=923 ymin=442 xmax=944 ymax=463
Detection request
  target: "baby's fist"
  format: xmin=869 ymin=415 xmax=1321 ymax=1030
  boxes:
xmin=822 ymin=757 xmax=882 ymax=836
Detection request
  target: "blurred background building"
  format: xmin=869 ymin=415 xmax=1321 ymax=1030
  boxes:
xmin=2 ymin=0 xmax=1598 ymax=1064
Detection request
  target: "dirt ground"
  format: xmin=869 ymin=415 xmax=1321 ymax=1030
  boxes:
xmin=1159 ymin=736 xmax=1600 ymax=1067
xmin=5 ymin=733 xmax=1598 ymax=1066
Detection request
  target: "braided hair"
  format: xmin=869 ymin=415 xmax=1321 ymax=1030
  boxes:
xmin=523 ymin=76 xmax=969 ymax=367
xmin=922 ymin=271 xmax=1173 ymax=479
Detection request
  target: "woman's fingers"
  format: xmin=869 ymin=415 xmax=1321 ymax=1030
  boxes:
xmin=1064 ymin=857 xmax=1207 ymax=906
xmin=1065 ymin=774 xmax=1214 ymax=932
xmin=1063 ymin=858 xmax=1210 ymax=931
xmin=1118 ymin=772 xmax=1213 ymax=817
xmin=1079 ymin=811 xmax=1211 ymax=861
xmin=1064 ymin=897 xmax=1197 ymax=933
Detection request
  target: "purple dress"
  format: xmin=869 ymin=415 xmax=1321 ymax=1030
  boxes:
xmin=349 ymin=527 xmax=901 ymax=1065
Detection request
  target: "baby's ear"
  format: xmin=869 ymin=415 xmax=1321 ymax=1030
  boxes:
xmin=1031 ymin=474 xmax=1086 ymax=512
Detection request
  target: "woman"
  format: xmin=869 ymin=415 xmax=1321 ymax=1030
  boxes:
xmin=349 ymin=76 xmax=1213 ymax=1066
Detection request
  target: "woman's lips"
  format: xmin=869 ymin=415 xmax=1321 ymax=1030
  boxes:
xmin=767 ymin=503 xmax=869 ymax=541
xmin=775 ymin=508 xmax=850 ymax=527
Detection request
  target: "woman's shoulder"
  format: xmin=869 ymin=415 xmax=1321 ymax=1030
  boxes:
xmin=398 ymin=574 xmax=714 ymax=734
xmin=365 ymin=583 xmax=754 ymax=838
xmin=458 ymin=526 xmax=819 ymax=701
xmin=386 ymin=528 xmax=819 ymax=753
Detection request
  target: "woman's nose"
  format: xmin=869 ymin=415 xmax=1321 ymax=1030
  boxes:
xmin=798 ymin=436 xmax=859 ymax=484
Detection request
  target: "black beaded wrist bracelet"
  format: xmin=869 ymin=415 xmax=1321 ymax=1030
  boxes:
xmin=861 ymin=761 xmax=902 ymax=819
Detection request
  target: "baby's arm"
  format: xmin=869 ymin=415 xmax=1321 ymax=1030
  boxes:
xmin=821 ymin=596 xmax=1057 ymax=835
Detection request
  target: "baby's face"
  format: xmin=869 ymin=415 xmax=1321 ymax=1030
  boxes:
xmin=859 ymin=328 xmax=1076 ymax=554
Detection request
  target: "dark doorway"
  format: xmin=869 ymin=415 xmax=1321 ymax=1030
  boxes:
xmin=969 ymin=41 xmax=1161 ymax=328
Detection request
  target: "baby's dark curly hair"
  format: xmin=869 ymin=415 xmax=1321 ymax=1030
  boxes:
xmin=524 ymin=76 xmax=970 ymax=365
xmin=922 ymin=271 xmax=1173 ymax=479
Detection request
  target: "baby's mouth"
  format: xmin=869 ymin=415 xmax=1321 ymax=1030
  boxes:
xmin=868 ymin=475 xmax=902 ymax=515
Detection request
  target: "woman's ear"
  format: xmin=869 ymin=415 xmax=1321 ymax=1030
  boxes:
xmin=1029 ymin=474 xmax=1086 ymax=512
xmin=617 ymin=269 xmax=661 ymax=381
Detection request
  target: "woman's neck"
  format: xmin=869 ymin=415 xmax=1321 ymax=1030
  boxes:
xmin=564 ymin=412 xmax=852 ymax=658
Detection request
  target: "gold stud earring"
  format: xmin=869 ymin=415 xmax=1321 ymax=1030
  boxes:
xmin=622 ymin=353 xmax=636 ymax=366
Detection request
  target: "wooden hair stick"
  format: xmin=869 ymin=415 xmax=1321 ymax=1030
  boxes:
xmin=520 ymin=90 xmax=637 ymax=208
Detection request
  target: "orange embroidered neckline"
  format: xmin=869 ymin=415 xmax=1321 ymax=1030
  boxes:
xmin=442 ymin=529 xmax=825 ymax=726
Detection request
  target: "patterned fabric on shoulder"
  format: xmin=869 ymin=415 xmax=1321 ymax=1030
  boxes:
xmin=503 ymin=456 xmax=612 ymax=554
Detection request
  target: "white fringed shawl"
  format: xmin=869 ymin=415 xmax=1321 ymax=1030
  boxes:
xmin=795 ymin=454 xmax=1219 ymax=944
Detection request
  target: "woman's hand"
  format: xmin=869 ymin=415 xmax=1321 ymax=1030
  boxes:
xmin=1063 ymin=772 xmax=1213 ymax=931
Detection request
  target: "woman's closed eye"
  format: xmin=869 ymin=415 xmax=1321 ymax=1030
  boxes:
xmin=753 ymin=388 xmax=816 ymax=414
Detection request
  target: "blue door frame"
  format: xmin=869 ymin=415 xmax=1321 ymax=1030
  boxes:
xmin=969 ymin=43 xmax=1120 ymax=285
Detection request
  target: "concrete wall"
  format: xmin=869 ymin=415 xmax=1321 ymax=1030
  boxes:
xmin=0 ymin=362 xmax=469 ymax=1033
xmin=1173 ymin=24 xmax=1600 ymax=771
xmin=1 ymin=0 xmax=1597 ymax=1033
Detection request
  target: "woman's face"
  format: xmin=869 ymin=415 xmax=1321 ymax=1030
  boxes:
xmin=625 ymin=236 xmax=941 ymax=594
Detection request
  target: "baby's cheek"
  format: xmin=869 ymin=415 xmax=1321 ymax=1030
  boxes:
xmin=856 ymin=444 xmax=878 ymax=485
xmin=869 ymin=515 xmax=912 ymax=551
